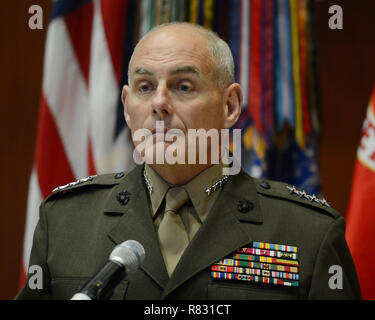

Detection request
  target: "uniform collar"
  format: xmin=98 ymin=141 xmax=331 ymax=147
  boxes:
xmin=105 ymin=164 xmax=263 ymax=294
xmin=144 ymin=164 xmax=169 ymax=216
xmin=144 ymin=163 xmax=228 ymax=223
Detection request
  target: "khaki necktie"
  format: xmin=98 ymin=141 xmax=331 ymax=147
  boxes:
xmin=158 ymin=187 xmax=189 ymax=277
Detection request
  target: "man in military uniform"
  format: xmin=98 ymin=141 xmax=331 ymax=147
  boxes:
xmin=16 ymin=22 xmax=361 ymax=300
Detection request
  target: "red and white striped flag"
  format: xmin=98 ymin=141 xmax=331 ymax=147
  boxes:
xmin=346 ymin=85 xmax=375 ymax=299
xmin=20 ymin=0 xmax=136 ymax=287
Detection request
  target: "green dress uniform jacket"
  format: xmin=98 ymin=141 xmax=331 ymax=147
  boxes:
xmin=15 ymin=165 xmax=361 ymax=300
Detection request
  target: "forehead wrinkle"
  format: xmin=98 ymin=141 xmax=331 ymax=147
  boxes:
xmin=132 ymin=53 xmax=212 ymax=80
xmin=130 ymin=37 xmax=215 ymax=84
xmin=137 ymin=47 xmax=210 ymax=64
xmin=135 ymin=40 xmax=212 ymax=62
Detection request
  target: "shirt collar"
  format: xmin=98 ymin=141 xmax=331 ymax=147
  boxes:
xmin=144 ymin=162 xmax=227 ymax=223
xmin=144 ymin=164 xmax=169 ymax=216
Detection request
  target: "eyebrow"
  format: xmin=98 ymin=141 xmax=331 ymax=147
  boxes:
xmin=133 ymin=66 xmax=200 ymax=77
xmin=170 ymin=66 xmax=200 ymax=77
xmin=134 ymin=67 xmax=153 ymax=76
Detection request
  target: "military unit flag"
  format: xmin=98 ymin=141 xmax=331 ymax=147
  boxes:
xmin=346 ymin=85 xmax=375 ymax=300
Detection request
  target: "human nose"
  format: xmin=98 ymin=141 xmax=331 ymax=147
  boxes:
xmin=151 ymin=83 xmax=173 ymax=118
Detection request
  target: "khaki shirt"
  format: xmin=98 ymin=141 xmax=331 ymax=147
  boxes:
xmin=144 ymin=163 xmax=225 ymax=242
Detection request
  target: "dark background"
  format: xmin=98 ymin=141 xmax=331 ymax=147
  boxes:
xmin=0 ymin=0 xmax=374 ymax=299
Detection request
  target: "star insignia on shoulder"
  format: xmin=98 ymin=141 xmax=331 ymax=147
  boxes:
xmin=286 ymin=185 xmax=330 ymax=207
xmin=52 ymin=175 xmax=97 ymax=193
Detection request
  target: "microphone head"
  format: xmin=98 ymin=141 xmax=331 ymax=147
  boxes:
xmin=109 ymin=240 xmax=145 ymax=273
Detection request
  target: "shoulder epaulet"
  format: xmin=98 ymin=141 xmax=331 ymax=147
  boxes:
xmin=253 ymin=178 xmax=341 ymax=219
xmin=45 ymin=172 xmax=126 ymax=202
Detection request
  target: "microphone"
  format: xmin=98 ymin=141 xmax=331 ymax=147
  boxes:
xmin=71 ymin=240 xmax=145 ymax=300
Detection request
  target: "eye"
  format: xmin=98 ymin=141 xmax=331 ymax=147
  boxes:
xmin=140 ymin=85 xmax=150 ymax=92
xmin=176 ymin=82 xmax=193 ymax=93
xmin=140 ymin=84 xmax=152 ymax=92
xmin=136 ymin=81 xmax=154 ymax=94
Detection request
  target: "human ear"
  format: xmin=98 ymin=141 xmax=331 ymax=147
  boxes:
xmin=122 ymin=85 xmax=132 ymax=129
xmin=223 ymin=83 xmax=243 ymax=129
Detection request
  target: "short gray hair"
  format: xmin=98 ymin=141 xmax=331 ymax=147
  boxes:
xmin=127 ymin=22 xmax=235 ymax=88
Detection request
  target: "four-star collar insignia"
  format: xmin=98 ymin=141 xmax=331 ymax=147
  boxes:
xmin=142 ymin=169 xmax=229 ymax=196
xmin=211 ymin=241 xmax=299 ymax=287
xmin=52 ymin=175 xmax=98 ymax=193
xmin=143 ymin=170 xmax=153 ymax=195
xmin=205 ymin=175 xmax=229 ymax=196
xmin=286 ymin=185 xmax=330 ymax=207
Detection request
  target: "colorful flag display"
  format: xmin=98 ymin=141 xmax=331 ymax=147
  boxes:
xmin=20 ymin=0 xmax=322 ymax=287
xmin=346 ymin=85 xmax=375 ymax=300
xmin=230 ymin=0 xmax=321 ymax=196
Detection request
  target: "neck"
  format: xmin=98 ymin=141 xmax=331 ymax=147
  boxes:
xmin=148 ymin=163 xmax=214 ymax=185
